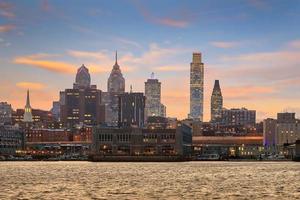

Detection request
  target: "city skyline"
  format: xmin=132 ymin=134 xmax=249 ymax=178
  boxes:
xmin=1 ymin=0 xmax=300 ymax=121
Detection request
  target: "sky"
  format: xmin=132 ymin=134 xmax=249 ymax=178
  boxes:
xmin=0 ymin=0 xmax=300 ymax=121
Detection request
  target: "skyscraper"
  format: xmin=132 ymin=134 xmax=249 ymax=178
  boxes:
xmin=189 ymin=52 xmax=204 ymax=121
xmin=145 ymin=73 xmax=162 ymax=118
xmin=23 ymin=90 xmax=33 ymax=123
xmin=211 ymin=80 xmax=223 ymax=122
xmin=74 ymin=64 xmax=91 ymax=89
xmin=118 ymin=92 xmax=145 ymax=128
xmin=60 ymin=64 xmax=104 ymax=127
xmin=103 ymin=51 xmax=126 ymax=125
xmin=107 ymin=51 xmax=125 ymax=93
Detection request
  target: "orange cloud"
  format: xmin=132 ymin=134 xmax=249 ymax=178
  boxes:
xmin=211 ymin=41 xmax=240 ymax=48
xmin=0 ymin=24 xmax=15 ymax=32
xmin=14 ymin=54 xmax=76 ymax=74
xmin=16 ymin=82 xmax=46 ymax=90
xmin=223 ymin=85 xmax=276 ymax=100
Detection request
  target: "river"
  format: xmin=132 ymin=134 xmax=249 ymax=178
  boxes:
xmin=0 ymin=161 xmax=299 ymax=199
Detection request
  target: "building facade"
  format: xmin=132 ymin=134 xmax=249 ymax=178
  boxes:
xmin=92 ymin=123 xmax=192 ymax=157
xmin=23 ymin=90 xmax=33 ymax=123
xmin=189 ymin=52 xmax=204 ymax=121
xmin=263 ymin=118 xmax=277 ymax=148
xmin=0 ymin=126 xmax=25 ymax=155
xmin=145 ymin=75 xmax=164 ymax=118
xmin=211 ymin=80 xmax=223 ymax=122
xmin=118 ymin=92 xmax=145 ymax=128
xmin=0 ymin=102 xmax=12 ymax=125
xmin=60 ymin=64 xmax=104 ymax=127
xmin=103 ymin=52 xmax=126 ymax=126
xmin=276 ymin=113 xmax=300 ymax=146
xmin=219 ymin=108 xmax=256 ymax=127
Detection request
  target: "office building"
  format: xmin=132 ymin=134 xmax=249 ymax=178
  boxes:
xmin=189 ymin=52 xmax=204 ymax=121
xmin=211 ymin=80 xmax=223 ymax=122
xmin=145 ymin=74 xmax=164 ymax=118
xmin=276 ymin=113 xmax=300 ymax=146
xmin=60 ymin=64 xmax=104 ymax=127
xmin=0 ymin=125 xmax=25 ymax=155
xmin=219 ymin=108 xmax=256 ymax=127
xmin=0 ymin=102 xmax=12 ymax=125
xmin=118 ymin=92 xmax=145 ymax=128
xmin=103 ymin=51 xmax=125 ymax=125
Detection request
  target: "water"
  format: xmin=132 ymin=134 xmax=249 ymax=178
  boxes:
xmin=0 ymin=161 xmax=299 ymax=199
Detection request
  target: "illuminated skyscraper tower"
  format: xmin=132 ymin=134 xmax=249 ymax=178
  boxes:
xmin=211 ymin=80 xmax=223 ymax=122
xmin=189 ymin=52 xmax=204 ymax=121
xmin=145 ymin=73 xmax=161 ymax=118
xmin=23 ymin=90 xmax=33 ymax=122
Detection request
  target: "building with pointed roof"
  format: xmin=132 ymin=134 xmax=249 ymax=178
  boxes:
xmin=107 ymin=51 xmax=125 ymax=93
xmin=23 ymin=90 xmax=33 ymax=123
xmin=74 ymin=64 xmax=91 ymax=89
xmin=211 ymin=80 xmax=223 ymax=122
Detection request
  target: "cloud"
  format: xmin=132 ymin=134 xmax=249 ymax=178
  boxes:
xmin=154 ymin=65 xmax=187 ymax=72
xmin=113 ymin=37 xmax=141 ymax=48
xmin=210 ymin=41 xmax=240 ymax=48
xmin=16 ymin=82 xmax=46 ymax=90
xmin=0 ymin=1 xmax=15 ymax=18
xmin=133 ymin=1 xmax=190 ymax=28
xmin=155 ymin=18 xmax=189 ymax=28
xmin=0 ymin=24 xmax=15 ymax=32
xmin=287 ymin=40 xmax=300 ymax=49
xmin=223 ymin=85 xmax=276 ymax=100
xmin=14 ymin=54 xmax=76 ymax=74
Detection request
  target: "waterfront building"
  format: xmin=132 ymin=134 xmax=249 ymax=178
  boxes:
xmin=276 ymin=113 xmax=300 ymax=146
xmin=263 ymin=118 xmax=277 ymax=148
xmin=0 ymin=102 xmax=12 ymax=125
xmin=118 ymin=92 xmax=145 ymax=128
xmin=210 ymin=80 xmax=223 ymax=122
xmin=25 ymin=128 xmax=72 ymax=143
xmin=219 ymin=108 xmax=256 ymax=127
xmin=193 ymin=135 xmax=264 ymax=158
xmin=23 ymin=90 xmax=33 ymax=123
xmin=60 ymin=64 xmax=105 ymax=127
xmin=92 ymin=122 xmax=192 ymax=158
xmin=103 ymin=51 xmax=126 ymax=126
xmin=145 ymin=74 xmax=165 ymax=118
xmin=0 ymin=125 xmax=25 ymax=155
xmin=189 ymin=52 xmax=204 ymax=121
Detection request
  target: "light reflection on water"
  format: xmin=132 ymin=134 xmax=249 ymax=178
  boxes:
xmin=0 ymin=161 xmax=299 ymax=199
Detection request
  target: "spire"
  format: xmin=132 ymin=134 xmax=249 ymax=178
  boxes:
xmin=151 ymin=72 xmax=154 ymax=79
xmin=26 ymin=89 xmax=31 ymax=107
xmin=115 ymin=50 xmax=118 ymax=64
xmin=23 ymin=89 xmax=33 ymax=123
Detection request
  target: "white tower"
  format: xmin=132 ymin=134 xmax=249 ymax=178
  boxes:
xmin=23 ymin=90 xmax=33 ymax=122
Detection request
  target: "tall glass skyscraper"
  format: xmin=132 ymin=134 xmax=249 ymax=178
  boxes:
xmin=211 ymin=80 xmax=223 ymax=122
xmin=145 ymin=74 xmax=161 ymax=118
xmin=189 ymin=52 xmax=204 ymax=121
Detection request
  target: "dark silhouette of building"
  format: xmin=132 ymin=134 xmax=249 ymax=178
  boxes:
xmin=118 ymin=92 xmax=145 ymax=127
xmin=60 ymin=64 xmax=105 ymax=127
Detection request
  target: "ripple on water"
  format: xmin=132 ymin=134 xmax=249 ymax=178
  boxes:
xmin=0 ymin=161 xmax=300 ymax=199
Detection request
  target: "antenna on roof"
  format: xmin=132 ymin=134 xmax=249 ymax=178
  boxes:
xmin=151 ymin=72 xmax=154 ymax=79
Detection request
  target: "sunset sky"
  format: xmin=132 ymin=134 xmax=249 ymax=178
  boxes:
xmin=1 ymin=0 xmax=300 ymax=121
